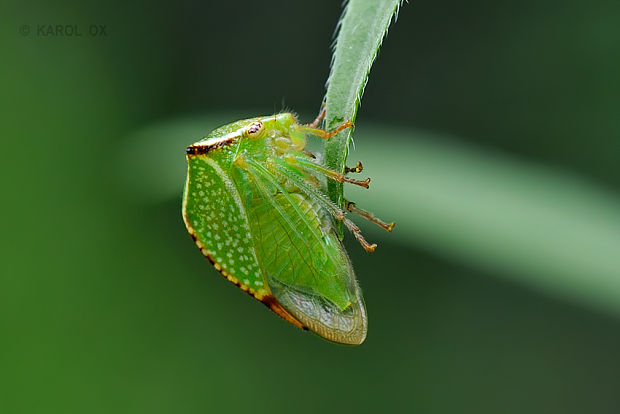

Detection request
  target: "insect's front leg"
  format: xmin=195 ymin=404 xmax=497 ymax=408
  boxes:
xmin=304 ymin=105 xmax=326 ymax=129
xmin=293 ymin=119 xmax=354 ymax=140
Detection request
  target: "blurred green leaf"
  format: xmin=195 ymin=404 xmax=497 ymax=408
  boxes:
xmin=324 ymin=0 xmax=403 ymax=208
xmin=350 ymin=125 xmax=620 ymax=316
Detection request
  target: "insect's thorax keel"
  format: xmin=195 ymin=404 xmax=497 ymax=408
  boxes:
xmin=183 ymin=155 xmax=267 ymax=298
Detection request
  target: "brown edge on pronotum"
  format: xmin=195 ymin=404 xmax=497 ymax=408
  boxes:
xmin=186 ymin=138 xmax=235 ymax=156
xmin=185 ymin=225 xmax=307 ymax=331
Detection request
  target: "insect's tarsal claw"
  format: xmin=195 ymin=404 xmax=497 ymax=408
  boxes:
xmin=361 ymin=178 xmax=370 ymax=189
xmin=344 ymin=161 xmax=364 ymax=174
xmin=387 ymin=222 xmax=395 ymax=232
xmin=366 ymin=243 xmax=377 ymax=253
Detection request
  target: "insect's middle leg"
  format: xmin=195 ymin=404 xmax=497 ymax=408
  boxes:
xmin=284 ymin=156 xmax=370 ymax=189
xmin=345 ymin=200 xmax=395 ymax=232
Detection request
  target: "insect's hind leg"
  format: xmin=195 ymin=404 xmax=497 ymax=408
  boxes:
xmin=345 ymin=201 xmax=395 ymax=232
xmin=343 ymin=217 xmax=377 ymax=253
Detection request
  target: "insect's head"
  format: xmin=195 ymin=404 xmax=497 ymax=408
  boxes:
xmin=240 ymin=112 xmax=296 ymax=139
xmin=186 ymin=113 xmax=297 ymax=156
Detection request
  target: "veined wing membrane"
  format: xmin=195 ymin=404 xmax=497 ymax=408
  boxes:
xmin=242 ymin=156 xmax=367 ymax=344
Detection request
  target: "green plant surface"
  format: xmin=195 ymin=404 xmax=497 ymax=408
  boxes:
xmin=323 ymin=0 xmax=403 ymax=208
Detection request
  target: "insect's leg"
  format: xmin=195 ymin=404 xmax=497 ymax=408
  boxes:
xmin=344 ymin=161 xmax=363 ymax=174
xmin=304 ymin=104 xmax=326 ymax=129
xmin=345 ymin=200 xmax=395 ymax=232
xmin=300 ymin=120 xmax=354 ymax=140
xmin=285 ymin=156 xmax=370 ymax=189
xmin=343 ymin=217 xmax=377 ymax=253
xmin=274 ymin=158 xmax=378 ymax=253
xmin=272 ymin=159 xmax=346 ymax=221
xmin=303 ymin=150 xmax=317 ymax=159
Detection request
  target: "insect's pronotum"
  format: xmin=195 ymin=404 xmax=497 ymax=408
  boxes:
xmin=182 ymin=108 xmax=393 ymax=344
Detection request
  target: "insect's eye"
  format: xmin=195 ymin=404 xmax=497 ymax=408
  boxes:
xmin=245 ymin=121 xmax=265 ymax=138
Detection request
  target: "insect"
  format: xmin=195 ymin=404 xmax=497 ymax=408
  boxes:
xmin=182 ymin=108 xmax=393 ymax=344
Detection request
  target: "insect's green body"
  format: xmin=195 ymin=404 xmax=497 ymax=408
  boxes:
xmin=183 ymin=113 xmax=375 ymax=344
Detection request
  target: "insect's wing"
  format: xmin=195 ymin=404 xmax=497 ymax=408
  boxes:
xmin=242 ymin=169 xmax=367 ymax=345
xmin=268 ymin=228 xmax=368 ymax=345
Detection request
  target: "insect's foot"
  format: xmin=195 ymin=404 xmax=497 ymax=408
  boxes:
xmin=342 ymin=176 xmax=370 ymax=189
xmin=345 ymin=161 xmax=364 ymax=174
xmin=361 ymin=241 xmax=378 ymax=253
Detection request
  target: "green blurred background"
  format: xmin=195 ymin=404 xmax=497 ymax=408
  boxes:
xmin=2 ymin=1 xmax=620 ymax=413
